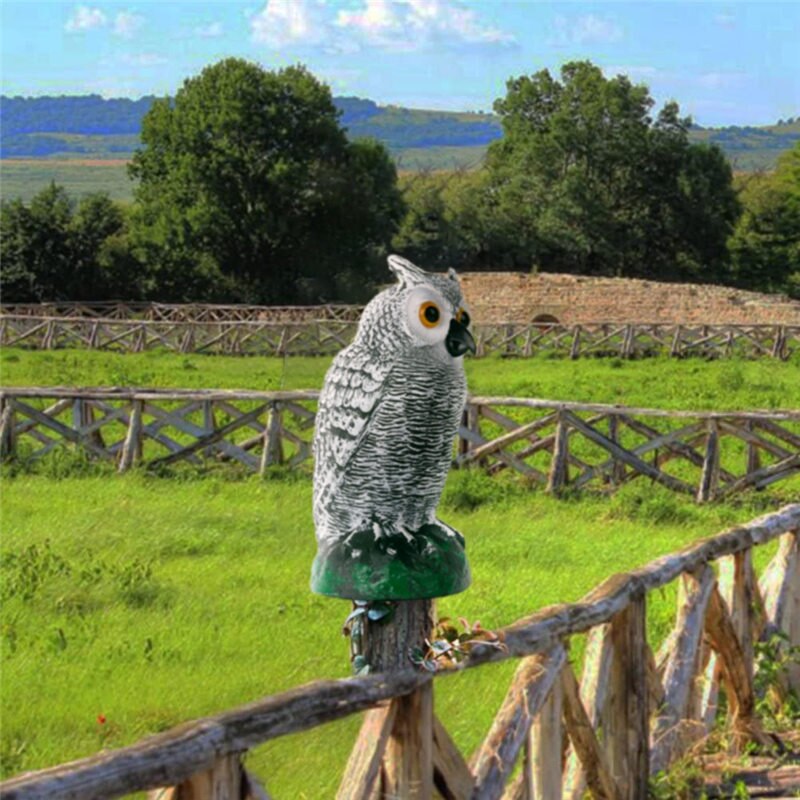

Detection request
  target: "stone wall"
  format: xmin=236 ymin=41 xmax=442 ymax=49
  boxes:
xmin=458 ymin=272 xmax=800 ymax=325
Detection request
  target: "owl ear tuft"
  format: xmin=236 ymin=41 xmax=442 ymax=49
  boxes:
xmin=447 ymin=267 xmax=459 ymax=282
xmin=388 ymin=254 xmax=427 ymax=287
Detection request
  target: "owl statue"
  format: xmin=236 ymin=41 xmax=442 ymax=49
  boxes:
xmin=310 ymin=255 xmax=475 ymax=601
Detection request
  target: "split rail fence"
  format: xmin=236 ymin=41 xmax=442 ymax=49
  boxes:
xmin=2 ymin=314 xmax=798 ymax=359
xmin=0 ymin=301 xmax=362 ymax=322
xmin=2 ymin=504 xmax=799 ymax=799
xmin=0 ymin=388 xmax=798 ymax=502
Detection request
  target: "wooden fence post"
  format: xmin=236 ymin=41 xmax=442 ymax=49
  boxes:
xmin=745 ymin=420 xmax=761 ymax=475
xmin=260 ymin=403 xmax=283 ymax=473
xmin=607 ymin=416 xmax=625 ymax=486
xmin=471 ymin=645 xmax=566 ymax=798
xmin=0 ymin=398 xmax=15 ymax=460
xmin=760 ymin=531 xmax=800 ymax=693
xmin=605 ymin=597 xmax=649 ymax=800
xmin=570 ymin=326 xmax=582 ymax=360
xmin=547 ymin=411 xmax=570 ymax=495
xmin=74 ymin=398 xmax=105 ymax=450
xmin=563 ymin=624 xmax=614 ymax=800
xmin=650 ymin=565 xmax=716 ymax=775
xmin=697 ymin=420 xmax=720 ymax=503
xmin=119 ymin=400 xmax=143 ymax=473
xmin=202 ymin=400 xmax=215 ymax=459
xmin=529 ymin=669 xmax=564 ymax=800
xmin=339 ymin=600 xmax=436 ymax=800
xmin=458 ymin=403 xmax=478 ymax=460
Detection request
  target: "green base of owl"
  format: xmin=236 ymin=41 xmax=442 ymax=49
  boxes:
xmin=310 ymin=522 xmax=471 ymax=601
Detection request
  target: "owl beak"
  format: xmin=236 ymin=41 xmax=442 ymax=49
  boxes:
xmin=445 ymin=318 xmax=476 ymax=357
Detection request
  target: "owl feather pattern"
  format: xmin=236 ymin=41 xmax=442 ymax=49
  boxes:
xmin=313 ymin=256 xmax=475 ymax=549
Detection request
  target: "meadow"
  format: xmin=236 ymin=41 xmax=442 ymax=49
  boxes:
xmin=1 ymin=349 xmax=798 ymax=796
xmin=0 ymin=160 xmax=136 ymax=204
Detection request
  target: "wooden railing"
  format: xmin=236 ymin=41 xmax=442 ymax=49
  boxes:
xmin=2 ymin=505 xmax=798 ymax=799
xmin=0 ymin=302 xmax=363 ymax=322
xmin=1 ymin=315 xmax=797 ymax=359
xmin=1 ymin=388 xmax=798 ymax=502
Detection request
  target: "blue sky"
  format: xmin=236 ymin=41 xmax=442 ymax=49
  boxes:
xmin=2 ymin=1 xmax=798 ymax=126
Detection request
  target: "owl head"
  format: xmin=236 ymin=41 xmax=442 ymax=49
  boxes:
xmin=357 ymin=255 xmax=476 ymax=358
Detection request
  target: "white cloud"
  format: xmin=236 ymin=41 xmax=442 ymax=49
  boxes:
xmin=113 ymin=11 xmax=144 ymax=38
xmin=194 ymin=21 xmax=224 ymax=38
xmin=65 ymin=5 xmax=107 ymax=32
xmin=248 ymin=0 xmax=513 ymax=53
xmin=336 ymin=0 xmax=515 ymax=52
xmin=552 ymin=13 xmax=622 ymax=46
xmin=249 ymin=0 xmax=328 ymax=47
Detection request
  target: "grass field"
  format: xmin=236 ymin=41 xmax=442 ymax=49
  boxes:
xmin=1 ymin=350 xmax=798 ymax=795
xmin=0 ymin=160 xmax=136 ymax=204
xmin=2 ymin=348 xmax=797 ymax=411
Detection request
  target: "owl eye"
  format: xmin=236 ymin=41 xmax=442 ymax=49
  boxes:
xmin=456 ymin=308 xmax=470 ymax=327
xmin=419 ymin=301 xmax=441 ymax=328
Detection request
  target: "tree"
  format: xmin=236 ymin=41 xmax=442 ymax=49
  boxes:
xmin=129 ymin=58 xmax=404 ymax=303
xmin=1 ymin=183 xmax=73 ymax=300
xmin=729 ymin=142 xmax=800 ymax=296
xmin=392 ymin=170 xmax=517 ymax=270
xmin=0 ymin=184 xmax=134 ymax=301
xmin=484 ymin=61 xmax=740 ymax=282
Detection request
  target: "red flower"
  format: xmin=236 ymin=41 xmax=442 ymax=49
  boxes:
xmin=97 ymin=714 xmax=107 ymax=725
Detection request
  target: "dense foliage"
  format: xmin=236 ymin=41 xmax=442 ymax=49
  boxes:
xmin=729 ymin=143 xmax=800 ymax=296
xmin=127 ymin=59 xmax=403 ymax=303
xmin=395 ymin=62 xmax=744 ymax=285
xmin=0 ymin=184 xmax=137 ymax=301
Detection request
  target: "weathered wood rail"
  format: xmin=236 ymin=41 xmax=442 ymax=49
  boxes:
xmin=2 ymin=314 xmax=797 ymax=359
xmin=0 ymin=302 xmax=362 ymax=322
xmin=2 ymin=504 xmax=798 ymax=799
xmin=1 ymin=388 xmax=798 ymax=502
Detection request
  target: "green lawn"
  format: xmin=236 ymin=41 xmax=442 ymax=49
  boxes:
xmin=0 ymin=471 xmax=784 ymax=795
xmin=2 ymin=349 xmax=796 ymax=412
xmin=1 ymin=350 xmax=797 ymax=795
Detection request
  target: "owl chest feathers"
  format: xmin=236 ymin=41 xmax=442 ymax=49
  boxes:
xmin=313 ymin=346 xmax=466 ymax=539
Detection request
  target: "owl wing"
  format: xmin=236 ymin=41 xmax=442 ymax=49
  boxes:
xmin=313 ymin=343 xmax=397 ymax=517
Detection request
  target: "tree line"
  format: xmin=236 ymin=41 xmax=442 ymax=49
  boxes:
xmin=2 ymin=59 xmax=798 ymax=304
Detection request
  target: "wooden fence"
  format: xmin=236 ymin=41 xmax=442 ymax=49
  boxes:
xmin=2 ymin=315 xmax=798 ymax=359
xmin=0 ymin=301 xmax=362 ymax=322
xmin=2 ymin=504 xmax=798 ymax=799
xmin=1 ymin=388 xmax=798 ymax=502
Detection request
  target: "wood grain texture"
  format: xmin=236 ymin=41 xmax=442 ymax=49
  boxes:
xmin=336 ymin=704 xmax=396 ymax=800
xmin=605 ymin=598 xmax=649 ymax=800
xmin=432 ymin=716 xmax=474 ymax=800
xmin=560 ymin=662 xmax=622 ymax=800
xmin=471 ymin=644 xmax=567 ymax=800
xmin=650 ymin=565 xmax=716 ymax=775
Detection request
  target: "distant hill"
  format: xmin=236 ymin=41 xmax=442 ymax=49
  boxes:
xmin=1 ymin=94 xmax=797 ymax=171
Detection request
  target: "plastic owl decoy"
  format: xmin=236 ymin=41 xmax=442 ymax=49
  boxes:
xmin=310 ymin=255 xmax=476 ymax=600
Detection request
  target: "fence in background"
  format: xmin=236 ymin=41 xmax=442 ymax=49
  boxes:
xmin=2 ymin=505 xmax=798 ymax=799
xmin=0 ymin=301 xmax=362 ymax=322
xmin=1 ymin=388 xmax=798 ymax=502
xmin=1 ymin=315 xmax=798 ymax=359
